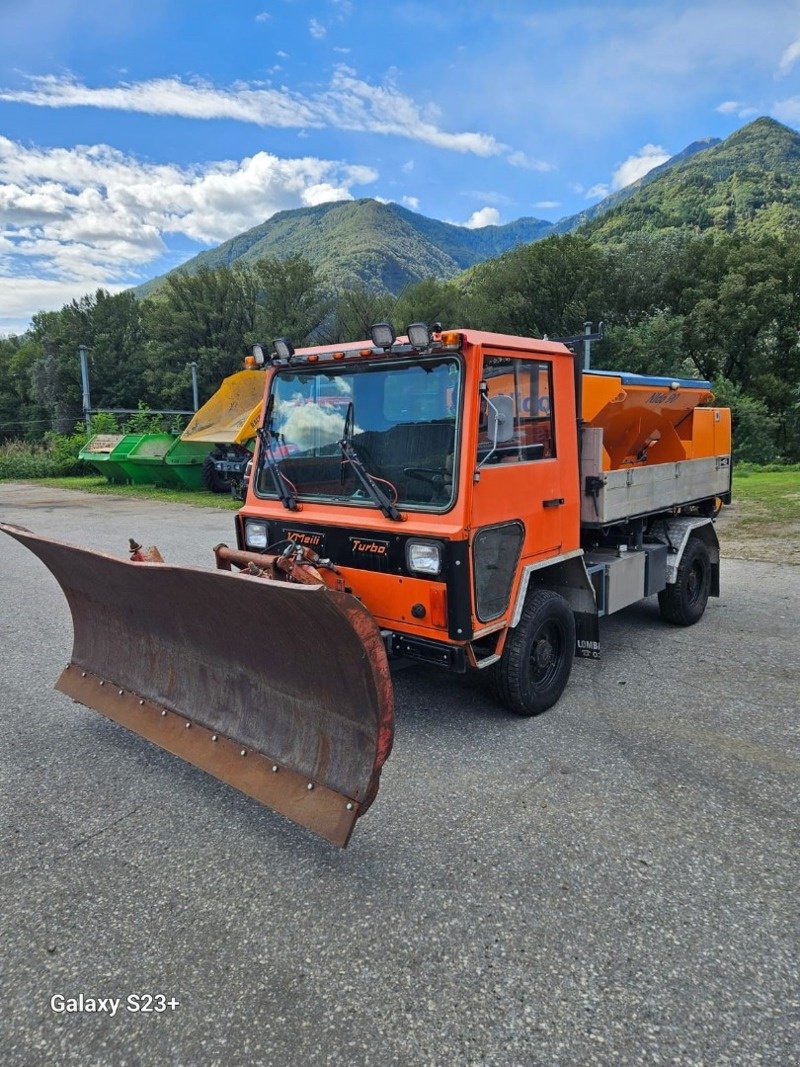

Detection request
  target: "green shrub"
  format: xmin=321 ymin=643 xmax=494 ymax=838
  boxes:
xmin=0 ymin=431 xmax=92 ymax=479
xmin=712 ymin=378 xmax=781 ymax=464
xmin=89 ymin=412 xmax=121 ymax=434
xmin=0 ymin=440 xmax=69 ymax=479
xmin=125 ymin=402 xmax=168 ymax=434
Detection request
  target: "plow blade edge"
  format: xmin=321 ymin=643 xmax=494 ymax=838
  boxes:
xmin=1 ymin=523 xmax=394 ymax=847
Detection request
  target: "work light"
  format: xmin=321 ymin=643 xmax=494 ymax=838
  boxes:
xmin=252 ymin=344 xmax=266 ymax=366
xmin=273 ymin=337 xmax=295 ymax=361
xmin=369 ymin=322 xmax=396 ymax=350
xmin=406 ymin=322 xmax=432 ymax=349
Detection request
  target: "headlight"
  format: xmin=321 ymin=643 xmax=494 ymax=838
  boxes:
xmin=406 ymin=540 xmax=442 ymax=575
xmin=245 ymin=520 xmax=268 ymax=549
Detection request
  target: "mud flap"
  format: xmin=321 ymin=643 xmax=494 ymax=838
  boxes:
xmin=1 ymin=523 xmax=394 ymax=847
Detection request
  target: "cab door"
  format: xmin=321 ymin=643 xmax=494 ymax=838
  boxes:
xmin=470 ymin=353 xmax=565 ymax=561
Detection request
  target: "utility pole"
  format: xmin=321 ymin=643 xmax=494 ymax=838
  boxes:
xmin=583 ymin=321 xmax=593 ymax=370
xmin=78 ymin=345 xmax=92 ymax=432
xmin=188 ymin=362 xmax=199 ymax=412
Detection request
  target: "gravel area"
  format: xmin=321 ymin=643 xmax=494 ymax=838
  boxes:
xmin=1 ymin=483 xmax=797 ymax=1066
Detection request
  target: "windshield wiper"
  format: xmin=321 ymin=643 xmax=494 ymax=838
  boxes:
xmin=257 ymin=394 xmax=298 ymax=511
xmin=338 ymin=401 xmax=402 ymax=521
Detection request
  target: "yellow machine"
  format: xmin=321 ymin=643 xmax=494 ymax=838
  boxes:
xmin=180 ymin=368 xmax=266 ymax=492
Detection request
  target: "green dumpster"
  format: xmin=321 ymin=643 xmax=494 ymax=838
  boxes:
xmin=163 ymin=437 xmax=210 ymax=489
xmin=78 ymin=434 xmax=128 ymax=483
xmin=114 ymin=433 xmax=183 ymax=486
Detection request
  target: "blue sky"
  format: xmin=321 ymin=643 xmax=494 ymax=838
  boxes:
xmin=1 ymin=0 xmax=800 ymax=333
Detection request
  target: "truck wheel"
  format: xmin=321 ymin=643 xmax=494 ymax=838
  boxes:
xmin=202 ymin=454 xmax=233 ymax=494
xmin=658 ymin=537 xmax=711 ymax=626
xmin=493 ymin=590 xmax=575 ymax=716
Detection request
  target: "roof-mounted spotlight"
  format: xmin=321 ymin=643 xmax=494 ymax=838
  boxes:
xmin=406 ymin=322 xmax=433 ymax=350
xmin=251 ymin=343 xmax=266 ymax=366
xmin=369 ymin=322 xmax=396 ymax=351
xmin=272 ymin=337 xmax=295 ymax=362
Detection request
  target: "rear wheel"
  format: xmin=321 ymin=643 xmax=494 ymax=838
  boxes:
xmin=493 ymin=590 xmax=575 ymax=716
xmin=658 ymin=537 xmax=711 ymax=625
xmin=202 ymin=453 xmax=233 ymax=494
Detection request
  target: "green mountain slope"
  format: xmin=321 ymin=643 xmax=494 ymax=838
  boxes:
xmin=137 ymin=199 xmax=552 ymax=298
xmin=582 ymin=118 xmax=800 ymax=240
xmin=552 ymin=137 xmax=720 ymax=235
xmin=136 ymin=118 xmax=800 ymax=300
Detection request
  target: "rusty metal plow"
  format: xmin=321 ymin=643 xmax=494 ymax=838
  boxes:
xmin=0 ymin=522 xmax=394 ymax=847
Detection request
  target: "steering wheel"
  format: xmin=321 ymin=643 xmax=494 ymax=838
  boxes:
xmin=403 ymin=467 xmax=446 ymax=487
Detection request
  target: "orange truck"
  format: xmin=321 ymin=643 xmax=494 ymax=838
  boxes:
xmin=0 ymin=324 xmax=732 ymax=847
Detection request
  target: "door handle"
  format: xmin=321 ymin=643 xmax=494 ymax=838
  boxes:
xmin=543 ymin=498 xmax=565 ymax=508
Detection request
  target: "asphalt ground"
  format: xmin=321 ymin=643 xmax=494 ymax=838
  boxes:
xmin=0 ymin=483 xmax=797 ymax=1066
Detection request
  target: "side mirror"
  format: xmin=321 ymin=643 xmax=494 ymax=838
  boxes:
xmin=487 ymin=394 xmax=515 ymax=444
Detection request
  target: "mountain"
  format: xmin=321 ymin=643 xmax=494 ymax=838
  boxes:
xmin=580 ymin=118 xmax=800 ymax=240
xmin=552 ymin=137 xmax=720 ymax=235
xmin=137 ymin=199 xmax=552 ymax=298
xmin=137 ymin=118 xmax=800 ymax=299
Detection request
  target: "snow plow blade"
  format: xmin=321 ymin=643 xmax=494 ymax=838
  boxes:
xmin=0 ymin=523 xmax=393 ymax=847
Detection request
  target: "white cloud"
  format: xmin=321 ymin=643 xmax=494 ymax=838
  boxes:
xmin=0 ymin=136 xmax=378 ymax=327
xmin=716 ymin=99 xmax=758 ymax=118
xmin=309 ymin=18 xmax=326 ymax=39
xmin=461 ymin=189 xmax=515 ymax=207
xmin=402 ymin=159 xmax=415 ymax=173
xmin=255 ymin=11 xmax=271 ymax=22
xmin=0 ymin=70 xmax=509 ymax=158
xmin=611 ymin=143 xmax=670 ymax=189
xmin=585 ymin=183 xmax=609 ymax=200
xmin=333 ymin=46 xmax=351 ymax=54
xmin=772 ymin=95 xmax=800 ymax=124
xmin=401 ymin=196 xmax=420 ymax=210
xmin=506 ymin=150 xmax=555 ymax=172
xmin=534 ymin=200 xmax=560 ymax=209
xmin=778 ymin=36 xmax=800 ymax=75
xmin=463 ymin=207 xmax=501 ymax=229
xmin=1 ymin=278 xmax=128 ymax=330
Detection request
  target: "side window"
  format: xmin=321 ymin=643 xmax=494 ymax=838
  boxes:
xmin=478 ymin=357 xmax=555 ymax=464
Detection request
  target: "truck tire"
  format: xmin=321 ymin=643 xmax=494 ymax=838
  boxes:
xmin=202 ymin=454 xmax=233 ymax=494
xmin=658 ymin=537 xmax=711 ymax=626
xmin=493 ymin=590 xmax=575 ymax=716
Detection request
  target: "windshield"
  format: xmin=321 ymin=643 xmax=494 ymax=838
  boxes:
xmin=255 ymin=357 xmax=462 ymax=511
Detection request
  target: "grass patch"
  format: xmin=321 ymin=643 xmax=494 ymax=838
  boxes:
xmin=37 ymin=476 xmax=240 ymax=510
xmin=730 ymin=468 xmax=800 ymax=526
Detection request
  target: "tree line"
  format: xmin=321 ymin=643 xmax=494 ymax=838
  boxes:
xmin=1 ymin=230 xmax=798 ymax=462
